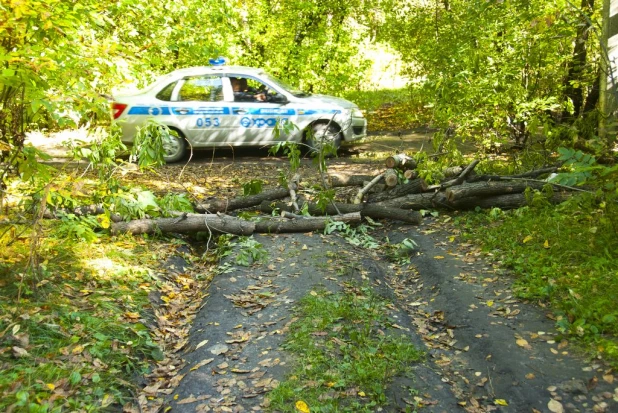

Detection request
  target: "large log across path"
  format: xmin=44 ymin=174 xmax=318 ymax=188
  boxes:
xmin=260 ymin=201 xmax=422 ymax=225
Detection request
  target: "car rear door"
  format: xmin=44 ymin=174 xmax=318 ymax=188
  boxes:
xmin=170 ymin=74 xmax=231 ymax=146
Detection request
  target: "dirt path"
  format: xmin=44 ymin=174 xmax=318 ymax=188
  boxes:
xmin=163 ymin=218 xmax=617 ymax=413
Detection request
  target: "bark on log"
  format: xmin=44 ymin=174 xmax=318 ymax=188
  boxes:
xmin=403 ymin=170 xmax=417 ymax=180
xmin=255 ymin=212 xmax=361 ymax=233
xmin=445 ymin=181 xmax=550 ymax=202
xmin=384 ymin=169 xmax=398 ymax=187
xmin=385 ymin=154 xmax=417 ymax=170
xmin=366 ymin=178 xmax=428 ymax=203
xmin=111 ymin=214 xmax=256 ymax=235
xmin=376 ymin=192 xmax=452 ymax=211
xmin=451 ymin=192 xmax=572 ymax=210
xmin=260 ymin=201 xmax=422 ymax=225
xmin=467 ymin=166 xmax=559 ymax=183
xmin=328 ymin=174 xmax=380 ymax=187
xmin=195 ymin=188 xmax=289 ymax=213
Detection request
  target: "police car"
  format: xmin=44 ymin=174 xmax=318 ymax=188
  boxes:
xmin=112 ymin=59 xmax=367 ymax=162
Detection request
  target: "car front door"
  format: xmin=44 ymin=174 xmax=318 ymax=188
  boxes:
xmin=225 ymin=75 xmax=294 ymax=145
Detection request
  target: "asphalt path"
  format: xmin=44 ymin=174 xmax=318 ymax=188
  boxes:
xmin=164 ymin=221 xmax=617 ymax=413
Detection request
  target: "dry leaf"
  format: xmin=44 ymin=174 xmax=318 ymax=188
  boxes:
xmin=602 ymin=374 xmax=614 ymax=383
xmin=548 ymin=399 xmax=564 ymax=413
xmin=494 ymin=399 xmax=508 ymax=406
xmin=526 ymin=373 xmax=536 ymax=380
xmin=516 ymin=338 xmax=531 ymax=349
xmin=190 ymin=358 xmax=214 ymax=371
xmin=195 ymin=339 xmax=209 ymax=350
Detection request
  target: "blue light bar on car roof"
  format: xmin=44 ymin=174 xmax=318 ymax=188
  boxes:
xmin=209 ymin=57 xmax=227 ymax=66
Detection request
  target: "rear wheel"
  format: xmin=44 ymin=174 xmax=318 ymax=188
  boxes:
xmin=163 ymin=129 xmax=187 ymax=163
xmin=305 ymin=123 xmax=341 ymax=155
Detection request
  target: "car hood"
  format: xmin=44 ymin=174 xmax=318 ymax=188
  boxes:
xmin=296 ymin=94 xmax=358 ymax=109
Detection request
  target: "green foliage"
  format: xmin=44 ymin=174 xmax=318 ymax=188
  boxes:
xmin=158 ymin=193 xmax=194 ymax=215
xmin=459 ymin=192 xmax=618 ymax=366
xmin=242 ymin=179 xmax=264 ymax=196
xmin=130 ymin=121 xmax=177 ymax=169
xmin=381 ymin=0 xmax=604 ymax=153
xmin=383 ymin=237 xmax=418 ymax=265
xmin=268 ymin=286 xmax=422 ymax=411
xmin=217 ymin=236 xmax=268 ymax=267
xmin=325 ymin=222 xmax=381 ymax=249
xmin=55 ymin=213 xmax=100 ymax=243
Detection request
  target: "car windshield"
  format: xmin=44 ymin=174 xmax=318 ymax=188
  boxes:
xmin=261 ymin=73 xmax=310 ymax=97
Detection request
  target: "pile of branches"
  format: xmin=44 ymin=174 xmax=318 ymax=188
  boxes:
xmin=110 ymin=154 xmax=573 ymax=236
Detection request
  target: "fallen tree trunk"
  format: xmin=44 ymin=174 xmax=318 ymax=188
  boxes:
xmin=445 ymin=180 xmax=550 ymax=202
xmin=111 ymin=214 xmax=256 ymax=236
xmin=451 ymin=192 xmax=572 ymax=210
xmin=376 ymin=192 xmax=452 ymax=211
xmin=384 ymin=168 xmax=399 ymax=187
xmin=255 ymin=212 xmax=361 ymax=233
xmin=260 ymin=201 xmax=422 ymax=225
xmin=328 ymin=173 xmax=379 ymax=187
xmin=195 ymin=188 xmax=289 ymax=213
xmin=385 ymin=154 xmax=417 ymax=170
xmin=366 ymin=178 xmax=428 ymax=203
xmin=467 ymin=166 xmax=559 ymax=182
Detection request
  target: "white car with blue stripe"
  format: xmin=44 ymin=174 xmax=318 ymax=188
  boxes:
xmin=112 ymin=62 xmax=367 ymax=162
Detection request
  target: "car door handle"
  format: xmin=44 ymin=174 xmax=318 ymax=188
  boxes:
xmin=176 ymin=108 xmax=190 ymax=115
xmin=233 ymin=109 xmax=247 ymax=114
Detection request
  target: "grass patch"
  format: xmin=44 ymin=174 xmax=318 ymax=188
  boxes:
xmin=267 ymin=284 xmax=422 ymax=412
xmin=0 ymin=219 xmax=180 ymax=411
xmin=457 ymin=192 xmax=618 ymax=366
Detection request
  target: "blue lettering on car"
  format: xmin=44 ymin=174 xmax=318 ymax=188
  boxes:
xmin=239 ymin=117 xmax=287 ymax=128
xmin=195 ymin=117 xmax=221 ymax=128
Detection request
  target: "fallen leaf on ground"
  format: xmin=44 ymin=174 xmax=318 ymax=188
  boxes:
xmin=190 ymin=358 xmax=214 ymax=371
xmin=516 ymin=338 xmax=531 ymax=349
xmin=548 ymin=399 xmax=564 ymax=413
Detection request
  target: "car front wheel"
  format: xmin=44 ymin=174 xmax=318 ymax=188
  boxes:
xmin=163 ymin=130 xmax=187 ymax=163
xmin=305 ymin=123 xmax=341 ymax=155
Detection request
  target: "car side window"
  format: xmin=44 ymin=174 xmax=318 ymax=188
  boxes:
xmin=178 ymin=76 xmax=223 ymax=102
xmin=230 ymin=76 xmax=271 ymax=103
xmin=156 ymin=81 xmax=178 ymax=101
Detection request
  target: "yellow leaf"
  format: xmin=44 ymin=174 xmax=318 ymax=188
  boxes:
xmin=434 ymin=255 xmax=445 ymax=259
xmin=486 ymin=300 xmax=494 ymax=307
xmin=98 ymin=214 xmax=111 ymax=229
xmin=326 ymin=381 xmax=335 ymax=387
xmin=295 ymin=400 xmax=310 ymax=413
xmin=543 ymin=240 xmax=550 ymax=249
xmin=523 ymin=235 xmax=533 ymax=243
xmin=358 ymin=391 xmax=366 ymax=397
xmin=516 ymin=338 xmax=531 ymax=349
xmin=494 ymin=399 xmax=509 ymax=406
xmin=46 ymin=383 xmax=55 ymax=391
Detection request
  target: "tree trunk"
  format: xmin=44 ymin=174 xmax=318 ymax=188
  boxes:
xmin=328 ymin=173 xmax=380 ymax=187
xmin=384 ymin=168 xmax=399 ymax=187
xmin=260 ymin=201 xmax=422 ymax=225
xmin=451 ymin=192 xmax=572 ymax=210
xmin=445 ymin=180 xmax=550 ymax=202
xmin=385 ymin=154 xmax=417 ymax=170
xmin=366 ymin=178 xmax=428 ymax=203
xmin=255 ymin=212 xmax=361 ymax=233
xmin=195 ymin=188 xmax=290 ymax=213
xmin=111 ymin=214 xmax=256 ymax=236
xmin=376 ymin=192 xmax=452 ymax=210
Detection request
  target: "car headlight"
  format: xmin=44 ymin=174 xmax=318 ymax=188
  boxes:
xmin=351 ymin=108 xmax=364 ymax=118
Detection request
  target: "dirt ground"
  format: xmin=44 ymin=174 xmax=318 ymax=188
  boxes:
xmin=28 ymin=131 xmax=618 ymax=412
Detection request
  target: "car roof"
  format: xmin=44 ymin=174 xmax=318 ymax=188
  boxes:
xmin=166 ymin=65 xmax=266 ymax=77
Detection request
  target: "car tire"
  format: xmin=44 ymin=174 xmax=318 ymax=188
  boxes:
xmin=305 ymin=123 xmax=341 ymax=155
xmin=163 ymin=129 xmax=187 ymax=163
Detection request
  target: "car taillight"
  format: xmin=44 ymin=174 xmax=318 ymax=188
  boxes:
xmin=112 ymin=103 xmax=128 ymax=119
